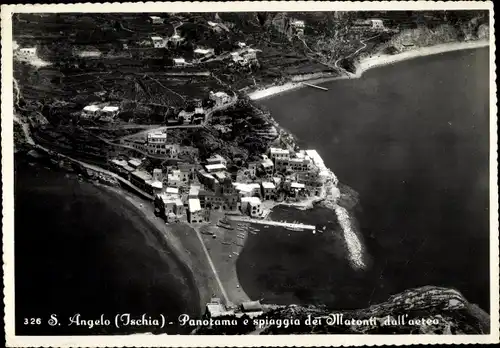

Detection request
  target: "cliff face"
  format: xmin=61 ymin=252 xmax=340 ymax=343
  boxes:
xmin=259 ymin=286 xmax=490 ymax=335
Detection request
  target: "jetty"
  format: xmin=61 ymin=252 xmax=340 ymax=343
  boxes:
xmin=228 ymin=216 xmax=315 ymax=231
xmin=302 ymin=82 xmax=328 ymax=91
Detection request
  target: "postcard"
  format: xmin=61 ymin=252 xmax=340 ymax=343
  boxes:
xmin=2 ymin=1 xmax=498 ymax=346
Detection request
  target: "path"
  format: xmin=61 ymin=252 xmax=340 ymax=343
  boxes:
xmin=334 ymin=34 xmax=381 ymax=76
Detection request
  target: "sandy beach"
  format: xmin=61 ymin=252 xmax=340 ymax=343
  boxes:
xmin=247 ymin=40 xmax=489 ymax=101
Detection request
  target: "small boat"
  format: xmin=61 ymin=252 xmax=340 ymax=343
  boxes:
xmin=217 ymin=222 xmax=234 ymax=230
xmin=221 ymin=242 xmax=232 ymax=245
xmin=264 ymin=225 xmax=270 ymax=229
xmin=250 ymin=231 xmax=258 ymax=235
xmin=322 ymin=226 xmax=326 ymax=231
xmin=236 ymin=227 xmax=247 ymax=231
xmin=249 ymin=227 xmax=259 ymax=232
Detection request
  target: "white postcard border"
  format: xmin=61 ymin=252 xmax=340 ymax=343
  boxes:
xmin=2 ymin=1 xmax=498 ymax=346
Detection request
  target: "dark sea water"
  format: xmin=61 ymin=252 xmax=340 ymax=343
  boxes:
xmin=240 ymin=48 xmax=490 ymax=311
xmin=14 ymin=158 xmax=200 ymax=335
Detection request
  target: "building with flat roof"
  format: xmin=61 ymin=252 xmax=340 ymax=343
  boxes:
xmin=189 ymin=185 xmax=200 ymax=198
xmin=261 ymin=158 xmax=274 ymax=176
xmin=81 ymin=105 xmax=100 ymax=118
xmin=207 ymin=154 xmax=227 ymax=167
xmin=149 ymin=16 xmax=163 ymax=24
xmin=130 ymin=170 xmax=153 ymax=191
xmin=261 ymin=181 xmax=276 ymax=201
xmin=128 ymin=158 xmax=142 ymax=169
xmin=241 ymin=197 xmax=262 ymax=218
xmin=100 ymin=105 xmax=120 ymax=119
xmin=205 ymin=163 xmax=227 ymax=173
xmin=268 ymin=147 xmax=290 ymax=160
xmin=173 ymin=57 xmax=186 ymax=66
xmin=205 ymin=298 xmax=235 ymax=319
xmin=209 ymin=91 xmax=231 ymax=107
xmin=188 ymin=198 xmax=203 ymax=223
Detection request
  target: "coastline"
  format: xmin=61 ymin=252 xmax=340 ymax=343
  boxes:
xmin=247 ymin=40 xmax=489 ymax=101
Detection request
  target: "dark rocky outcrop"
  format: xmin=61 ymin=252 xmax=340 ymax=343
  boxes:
xmin=197 ymin=286 xmax=490 ymax=335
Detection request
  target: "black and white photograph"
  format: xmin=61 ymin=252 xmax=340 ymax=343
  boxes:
xmin=2 ymin=1 xmax=498 ymax=346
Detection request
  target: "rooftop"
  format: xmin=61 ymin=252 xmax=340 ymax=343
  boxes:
xmin=241 ymin=300 xmax=263 ymax=312
xmin=151 ymin=36 xmax=163 ymax=41
xmin=111 ymin=159 xmax=128 ymax=167
xmin=261 ymin=182 xmax=276 ymax=189
xmin=269 ymin=147 xmax=290 ymax=155
xmin=102 ymin=106 xmax=119 ymax=113
xmin=150 ymin=181 xmax=163 ymax=189
xmin=205 ymin=163 xmax=227 ymax=172
xmin=83 ymin=105 xmax=100 ymax=112
xmin=189 ymin=198 xmax=202 ymax=212
xmin=148 ymin=131 xmax=167 ymax=139
xmin=189 ymin=185 xmax=200 ymax=196
xmin=206 ymin=303 xmax=234 ymax=318
xmin=166 ymin=187 xmax=179 ymax=195
xmin=241 ymin=196 xmax=262 ymax=205
xmin=194 ymin=48 xmax=213 ymax=55
xmin=128 ymin=158 xmax=142 ymax=167
xmin=291 ymin=182 xmax=305 ymax=189
xmin=131 ymin=170 xmax=152 ymax=181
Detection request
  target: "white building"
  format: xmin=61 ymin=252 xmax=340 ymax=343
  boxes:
xmin=368 ymin=19 xmax=385 ymax=30
xmin=209 ymin=91 xmax=231 ymax=107
xmin=152 ymin=168 xmax=163 ymax=181
xmin=151 ymin=36 xmax=165 ymax=48
xmin=169 ymin=34 xmax=183 ymax=45
xmin=291 ymin=19 xmax=305 ymax=34
xmin=207 ymin=154 xmax=227 ymax=167
xmin=194 ymin=48 xmax=214 ymax=59
xmin=145 ymin=131 xmax=168 ymax=155
xmin=261 ymin=158 xmax=274 ymax=176
xmin=178 ymin=110 xmax=194 ymax=124
xmin=81 ymin=105 xmax=100 ymax=119
xmin=100 ymin=106 xmax=120 ymax=119
xmin=150 ymin=16 xmax=163 ymax=25
xmin=128 ymin=158 xmax=142 ymax=169
xmin=189 ymin=185 xmax=200 ymax=198
xmin=205 ymin=163 xmax=226 ymax=173
xmin=188 ymin=198 xmax=203 ymax=223
xmin=18 ymin=47 xmax=37 ymax=57
xmin=173 ymin=58 xmax=186 ymax=67
xmin=268 ymin=147 xmax=290 ymax=161
xmin=240 ymin=197 xmax=263 ymax=218
xmin=261 ymin=182 xmax=276 ymax=200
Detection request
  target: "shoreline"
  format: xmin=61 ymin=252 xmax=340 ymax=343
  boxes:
xmin=100 ymin=185 xmax=214 ymax=314
xmin=247 ymin=40 xmax=489 ymax=101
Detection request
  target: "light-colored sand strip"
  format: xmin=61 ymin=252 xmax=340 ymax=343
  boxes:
xmin=354 ymin=40 xmax=489 ymax=77
xmin=248 ymin=40 xmax=489 ymax=101
xmin=193 ymin=227 xmax=230 ymax=304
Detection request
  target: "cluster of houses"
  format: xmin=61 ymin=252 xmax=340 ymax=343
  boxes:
xmin=80 ymin=104 xmax=120 ymax=122
xmin=117 ymin=143 xmax=334 ymax=225
xmin=229 ymin=43 xmax=260 ymax=67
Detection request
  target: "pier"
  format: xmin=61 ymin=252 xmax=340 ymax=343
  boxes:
xmin=302 ymin=82 xmax=328 ymax=91
xmin=228 ymin=216 xmax=316 ymax=231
